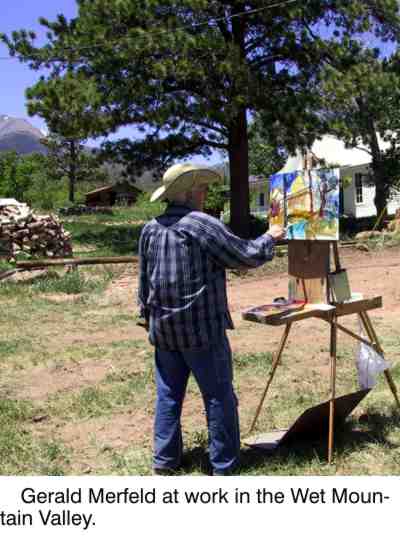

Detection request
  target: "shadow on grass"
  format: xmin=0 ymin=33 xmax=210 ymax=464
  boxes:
xmin=179 ymin=410 xmax=400 ymax=475
xmin=240 ymin=410 xmax=400 ymax=474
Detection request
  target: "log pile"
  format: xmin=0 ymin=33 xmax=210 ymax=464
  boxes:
xmin=0 ymin=200 xmax=72 ymax=261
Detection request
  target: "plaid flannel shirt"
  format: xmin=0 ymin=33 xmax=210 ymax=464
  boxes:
xmin=138 ymin=204 xmax=275 ymax=350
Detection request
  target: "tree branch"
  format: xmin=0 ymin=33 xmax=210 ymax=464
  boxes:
xmin=195 ymin=120 xmax=228 ymax=136
xmin=199 ymin=138 xmax=227 ymax=149
xmin=216 ymin=19 xmax=232 ymax=42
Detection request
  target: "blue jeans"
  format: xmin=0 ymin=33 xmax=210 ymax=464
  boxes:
xmin=154 ymin=334 xmax=240 ymax=474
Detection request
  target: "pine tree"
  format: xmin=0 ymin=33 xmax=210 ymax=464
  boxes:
xmin=248 ymin=116 xmax=287 ymax=178
xmin=25 ymin=72 xmax=108 ymax=203
xmin=321 ymin=48 xmax=400 ymax=223
xmin=42 ymin=133 xmax=106 ymax=203
xmin=3 ymin=0 xmax=399 ymax=235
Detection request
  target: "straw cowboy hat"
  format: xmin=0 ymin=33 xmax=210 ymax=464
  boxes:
xmin=150 ymin=163 xmax=222 ymax=202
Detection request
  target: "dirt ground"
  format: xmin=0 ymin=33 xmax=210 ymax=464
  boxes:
xmin=228 ymin=247 xmax=400 ymax=354
xmin=3 ymin=245 xmax=400 ymax=474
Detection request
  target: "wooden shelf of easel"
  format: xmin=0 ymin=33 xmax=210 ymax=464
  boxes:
xmin=242 ymin=296 xmax=383 ymax=326
xmin=243 ymin=303 xmax=333 ymax=325
xmin=241 ymin=239 xmax=399 ymax=464
xmin=333 ymin=296 xmax=382 ymax=317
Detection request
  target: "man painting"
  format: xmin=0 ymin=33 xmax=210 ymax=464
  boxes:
xmin=138 ymin=163 xmax=284 ymax=475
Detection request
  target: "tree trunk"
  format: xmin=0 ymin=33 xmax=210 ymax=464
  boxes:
xmin=228 ymin=108 xmax=250 ymax=238
xmin=68 ymin=140 xmax=77 ymax=203
xmin=369 ymin=131 xmax=388 ymax=228
xmin=373 ymin=170 xmax=389 ymax=228
xmin=228 ymin=8 xmax=250 ymax=238
xmin=358 ymin=107 xmax=389 ymax=229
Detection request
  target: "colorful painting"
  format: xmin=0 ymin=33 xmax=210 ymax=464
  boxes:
xmin=269 ymin=168 xmax=340 ymax=240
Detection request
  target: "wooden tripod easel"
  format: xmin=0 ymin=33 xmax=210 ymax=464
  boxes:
xmin=243 ymin=240 xmax=400 ymax=464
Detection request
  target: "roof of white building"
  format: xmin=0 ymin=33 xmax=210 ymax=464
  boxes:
xmin=276 ymin=134 xmax=391 ymax=174
xmin=311 ymin=135 xmax=375 ymax=168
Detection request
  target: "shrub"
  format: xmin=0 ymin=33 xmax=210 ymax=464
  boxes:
xmin=127 ymin=192 xmax=166 ymax=221
xmin=249 ymin=215 xmax=268 ymax=237
xmin=340 ymin=215 xmax=377 ymax=237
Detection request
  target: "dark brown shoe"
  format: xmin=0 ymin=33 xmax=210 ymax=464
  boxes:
xmin=153 ymin=467 xmax=179 ymax=476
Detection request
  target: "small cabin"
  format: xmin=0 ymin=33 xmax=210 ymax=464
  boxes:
xmin=85 ymin=180 xmax=142 ymax=207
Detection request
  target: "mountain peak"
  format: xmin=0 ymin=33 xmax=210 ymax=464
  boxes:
xmin=0 ymin=115 xmax=46 ymax=155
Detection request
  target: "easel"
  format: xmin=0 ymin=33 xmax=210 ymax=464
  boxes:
xmin=243 ymin=240 xmax=400 ymax=464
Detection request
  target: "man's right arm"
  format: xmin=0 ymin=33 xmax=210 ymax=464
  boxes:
xmin=190 ymin=213 xmax=284 ymax=270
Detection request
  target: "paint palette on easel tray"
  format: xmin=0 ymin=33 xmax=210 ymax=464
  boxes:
xmin=244 ymin=300 xmax=306 ymax=318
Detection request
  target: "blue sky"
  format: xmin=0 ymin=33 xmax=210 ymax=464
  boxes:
xmin=0 ymin=0 xmax=221 ymax=164
xmin=1 ymin=1 xmax=395 ymax=166
xmin=1 ymin=1 xmax=77 ymax=130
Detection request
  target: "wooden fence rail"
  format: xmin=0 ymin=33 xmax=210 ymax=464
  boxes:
xmin=16 ymin=256 xmax=138 ymax=269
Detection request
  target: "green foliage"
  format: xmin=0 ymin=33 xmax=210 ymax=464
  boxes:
xmin=3 ymin=1 xmax=400 ymax=234
xmin=248 ymin=116 xmax=287 ymax=177
xmin=0 ymin=267 xmax=116 ymax=302
xmin=321 ymin=47 xmax=400 ymax=220
xmin=63 ymin=220 xmax=143 ymax=256
xmin=25 ymin=174 xmax=64 ymax=210
xmin=204 ymin=182 xmax=227 ymax=217
xmin=0 ymin=260 xmax=14 ymax=273
xmin=249 ymin=215 xmax=268 ymax=238
xmin=0 ymin=151 xmax=46 ymax=201
xmin=30 ymin=270 xmax=102 ymax=295
xmin=0 ymin=150 xmax=103 ymax=210
xmin=127 ymin=192 xmax=166 ymax=221
xmin=340 ymin=215 xmax=377 ymax=237
xmin=42 ymin=133 xmax=108 ymax=203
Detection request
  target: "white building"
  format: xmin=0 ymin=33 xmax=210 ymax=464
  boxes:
xmin=250 ymin=135 xmax=400 ymax=219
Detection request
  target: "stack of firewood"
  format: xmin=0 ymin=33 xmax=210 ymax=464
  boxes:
xmin=0 ymin=200 xmax=72 ymax=261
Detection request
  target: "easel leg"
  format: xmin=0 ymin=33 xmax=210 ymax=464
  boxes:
xmin=328 ymin=316 xmax=337 ymax=464
xmin=359 ymin=312 xmax=400 ymax=410
xmin=248 ymin=323 xmax=292 ymax=434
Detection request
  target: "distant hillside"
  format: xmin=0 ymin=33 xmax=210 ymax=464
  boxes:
xmin=0 ymin=115 xmax=46 ymax=154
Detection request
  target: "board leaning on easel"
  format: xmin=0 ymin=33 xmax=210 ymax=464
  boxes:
xmin=242 ymin=157 xmax=400 ymax=463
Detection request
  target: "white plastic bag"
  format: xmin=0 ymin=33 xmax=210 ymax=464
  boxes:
xmin=356 ymin=321 xmax=390 ymax=389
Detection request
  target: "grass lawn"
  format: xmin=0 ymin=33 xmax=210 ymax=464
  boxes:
xmin=0 ymin=208 xmax=399 ymax=475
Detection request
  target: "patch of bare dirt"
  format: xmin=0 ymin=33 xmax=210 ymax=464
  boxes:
xmin=15 ymin=361 xmax=115 ymax=401
xmin=15 ymin=358 xmax=146 ymax=401
xmin=35 ymin=410 xmax=153 ymax=473
xmin=227 ymin=247 xmax=400 ymax=316
xmin=103 ymin=269 xmax=138 ymax=305
xmin=43 ymin=293 xmax=83 ymax=303
xmin=9 ymin=269 xmax=56 ymax=283
xmin=64 ymin=327 xmax=149 ymax=347
xmin=61 ymin=409 xmax=152 ymax=451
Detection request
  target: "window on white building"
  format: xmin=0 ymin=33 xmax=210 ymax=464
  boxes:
xmin=259 ymin=193 xmax=265 ymax=207
xmin=355 ymin=173 xmax=364 ymax=204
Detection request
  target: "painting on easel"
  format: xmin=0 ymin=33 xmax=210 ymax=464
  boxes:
xmin=269 ymin=168 xmax=340 ymax=240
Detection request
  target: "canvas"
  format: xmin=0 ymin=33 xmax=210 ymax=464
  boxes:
xmin=269 ymin=168 xmax=340 ymax=240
